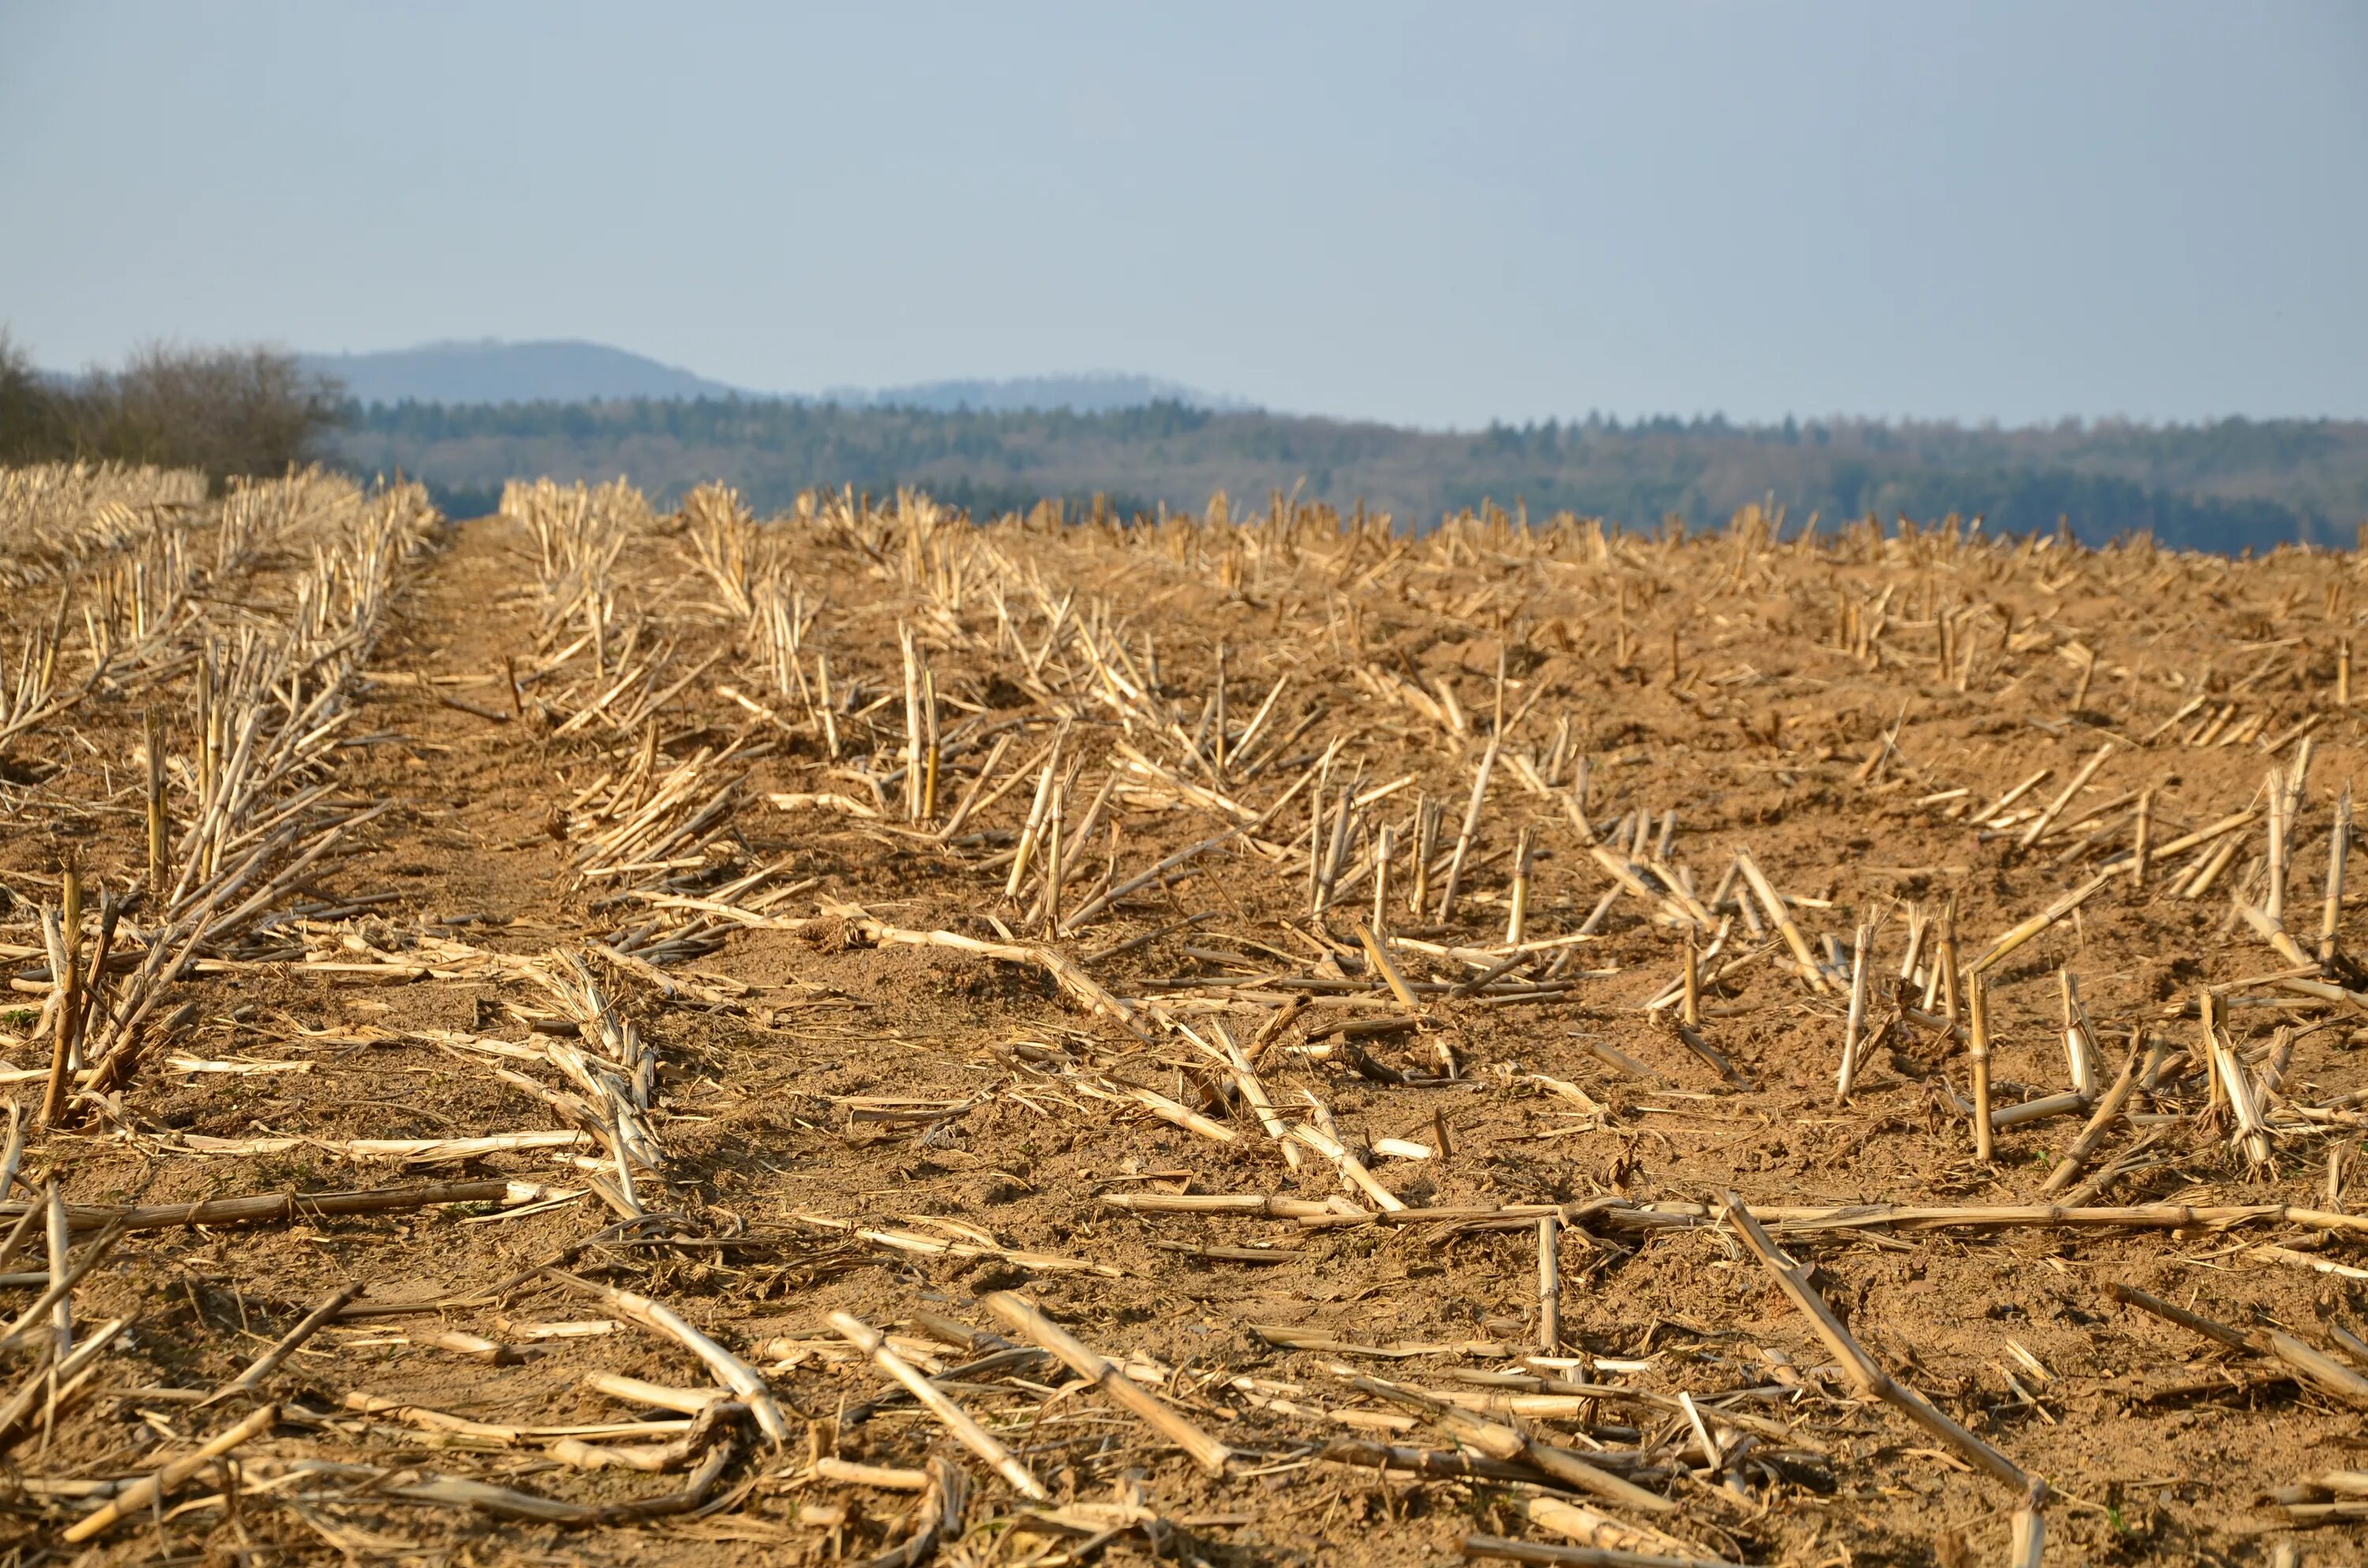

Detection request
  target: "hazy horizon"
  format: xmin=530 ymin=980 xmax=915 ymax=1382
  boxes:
xmin=297 ymin=337 xmax=2368 ymax=436
xmin=4 ymin=2 xmax=2365 ymax=429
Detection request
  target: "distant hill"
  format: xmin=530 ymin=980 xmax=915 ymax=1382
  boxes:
xmin=302 ymin=340 xmax=747 ymax=405
xmin=333 ymin=398 xmax=2368 ymax=553
xmin=826 ymin=373 xmax=1253 ymax=415
xmin=304 ymin=340 xmax=1251 ymax=414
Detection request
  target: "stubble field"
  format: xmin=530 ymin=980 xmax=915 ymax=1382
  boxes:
xmin=0 ymin=465 xmax=2362 ymax=1566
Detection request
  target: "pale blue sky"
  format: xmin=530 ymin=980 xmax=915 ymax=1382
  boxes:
xmin=2 ymin=2 xmax=2362 ymax=428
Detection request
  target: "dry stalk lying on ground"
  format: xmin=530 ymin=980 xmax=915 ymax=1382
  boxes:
xmin=1 ymin=477 xmax=2365 ymax=1564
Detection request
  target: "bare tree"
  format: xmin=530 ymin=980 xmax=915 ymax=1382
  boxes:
xmin=72 ymin=342 xmax=346 ymax=479
xmin=0 ymin=330 xmax=72 ymax=464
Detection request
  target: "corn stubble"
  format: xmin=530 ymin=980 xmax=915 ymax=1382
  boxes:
xmin=0 ymin=475 xmax=2359 ymax=1562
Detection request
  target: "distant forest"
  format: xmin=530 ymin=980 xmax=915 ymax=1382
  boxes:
xmin=335 ymin=397 xmax=2368 ymax=552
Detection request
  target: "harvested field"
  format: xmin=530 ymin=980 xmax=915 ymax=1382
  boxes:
xmin=1 ymin=467 xmax=2364 ymax=1565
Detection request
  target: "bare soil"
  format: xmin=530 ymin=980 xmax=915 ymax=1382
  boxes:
xmin=2 ymin=486 xmax=2363 ymax=1566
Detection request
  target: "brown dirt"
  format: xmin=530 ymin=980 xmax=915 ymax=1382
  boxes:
xmin=2 ymin=489 xmax=2364 ymax=1565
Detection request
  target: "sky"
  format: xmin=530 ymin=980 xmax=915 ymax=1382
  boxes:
xmin=2 ymin=2 xmax=2364 ymax=429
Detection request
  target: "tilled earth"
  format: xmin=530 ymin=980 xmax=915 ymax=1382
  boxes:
xmin=1 ymin=473 xmax=2364 ymax=1566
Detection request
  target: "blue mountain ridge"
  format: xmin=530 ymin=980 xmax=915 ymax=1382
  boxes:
xmin=300 ymin=339 xmax=1250 ymax=414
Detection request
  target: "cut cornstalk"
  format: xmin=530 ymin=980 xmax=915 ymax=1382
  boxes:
xmin=984 ymin=1292 xmax=1231 ymax=1475
xmin=830 ymin=1311 xmax=1046 ymax=1499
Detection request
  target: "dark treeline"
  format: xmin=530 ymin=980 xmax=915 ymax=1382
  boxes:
xmin=0 ymin=335 xmax=345 ymax=483
xmin=338 ymin=395 xmax=2368 ymax=552
xmin=9 ymin=332 xmax=2359 ymax=553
